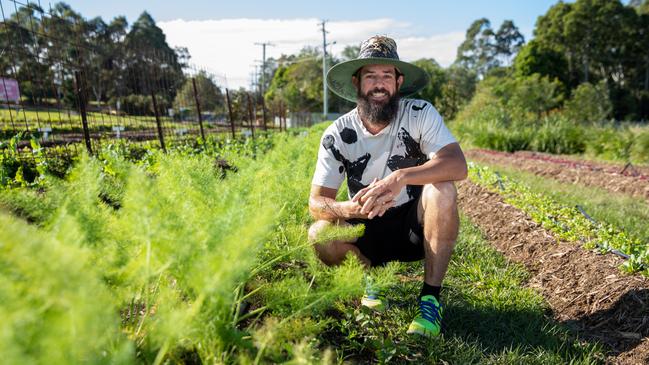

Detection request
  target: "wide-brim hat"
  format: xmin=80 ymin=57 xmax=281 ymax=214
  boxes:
xmin=326 ymin=35 xmax=429 ymax=102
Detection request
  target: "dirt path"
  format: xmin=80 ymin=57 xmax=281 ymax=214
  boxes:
xmin=465 ymin=149 xmax=649 ymax=201
xmin=457 ymin=180 xmax=649 ymax=364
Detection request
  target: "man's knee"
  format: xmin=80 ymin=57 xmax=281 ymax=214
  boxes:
xmin=308 ymin=220 xmax=332 ymax=243
xmin=422 ymin=181 xmax=457 ymax=210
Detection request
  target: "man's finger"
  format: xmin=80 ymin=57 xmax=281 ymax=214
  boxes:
xmin=374 ymin=191 xmax=394 ymax=205
xmin=369 ymin=199 xmax=395 ymax=219
xmin=361 ymin=195 xmax=378 ymax=214
xmin=353 ymin=178 xmax=380 ymax=203
xmin=377 ymin=200 xmax=396 ymax=217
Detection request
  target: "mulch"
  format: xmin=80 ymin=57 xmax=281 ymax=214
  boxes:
xmin=457 ymin=180 xmax=649 ymax=365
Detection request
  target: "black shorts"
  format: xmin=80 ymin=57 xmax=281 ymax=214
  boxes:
xmin=348 ymin=197 xmax=425 ymax=267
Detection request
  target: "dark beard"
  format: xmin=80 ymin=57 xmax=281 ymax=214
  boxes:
xmin=356 ymin=88 xmax=400 ymax=126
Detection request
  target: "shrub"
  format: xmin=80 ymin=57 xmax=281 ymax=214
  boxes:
xmin=585 ymin=124 xmax=635 ymax=161
xmin=564 ymin=81 xmax=612 ymax=124
xmin=531 ymin=116 xmax=586 ymax=154
xmin=630 ymin=129 xmax=649 ymax=163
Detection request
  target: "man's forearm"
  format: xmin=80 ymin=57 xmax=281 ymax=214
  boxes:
xmin=309 ymin=196 xmax=358 ymax=221
xmin=399 ymin=157 xmax=467 ymax=186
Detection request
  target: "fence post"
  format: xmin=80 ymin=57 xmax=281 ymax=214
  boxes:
xmin=281 ymin=101 xmax=286 ymax=131
xmin=261 ymin=95 xmax=268 ymax=131
xmin=150 ymin=91 xmax=166 ymax=152
xmin=74 ymin=71 xmax=93 ymax=154
xmin=225 ymin=88 xmax=236 ymax=139
xmin=247 ymin=92 xmax=255 ymax=140
xmin=191 ymin=77 xmax=206 ymax=141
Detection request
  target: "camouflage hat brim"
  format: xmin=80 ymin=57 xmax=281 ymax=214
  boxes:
xmin=326 ymin=57 xmax=429 ymax=102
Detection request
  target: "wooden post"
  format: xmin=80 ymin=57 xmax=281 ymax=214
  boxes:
xmin=247 ymin=92 xmax=255 ymax=140
xmin=150 ymin=91 xmax=166 ymax=152
xmin=225 ymin=88 xmax=236 ymax=139
xmin=74 ymin=71 xmax=92 ymax=154
xmin=191 ymin=77 xmax=206 ymax=141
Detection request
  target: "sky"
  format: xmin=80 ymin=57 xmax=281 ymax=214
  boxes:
xmin=9 ymin=0 xmax=570 ymax=89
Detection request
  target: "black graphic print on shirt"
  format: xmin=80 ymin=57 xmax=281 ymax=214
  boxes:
xmin=387 ymin=127 xmax=429 ymax=200
xmin=322 ymin=134 xmax=370 ymax=196
xmin=340 ymin=127 xmax=358 ymax=144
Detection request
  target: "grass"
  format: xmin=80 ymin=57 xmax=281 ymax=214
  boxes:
xmin=471 ymin=159 xmax=649 ymax=244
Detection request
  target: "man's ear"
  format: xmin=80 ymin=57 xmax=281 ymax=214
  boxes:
xmin=352 ymin=75 xmax=359 ymax=89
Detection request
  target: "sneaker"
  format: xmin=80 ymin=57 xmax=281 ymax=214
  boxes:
xmin=407 ymin=295 xmax=443 ymax=337
xmin=361 ymin=276 xmax=387 ymax=311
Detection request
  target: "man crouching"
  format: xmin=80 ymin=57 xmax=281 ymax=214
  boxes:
xmin=308 ymin=35 xmax=467 ymax=337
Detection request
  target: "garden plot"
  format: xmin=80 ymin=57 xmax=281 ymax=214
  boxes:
xmin=458 ymin=180 xmax=649 ymax=364
xmin=466 ymin=149 xmax=649 ymax=201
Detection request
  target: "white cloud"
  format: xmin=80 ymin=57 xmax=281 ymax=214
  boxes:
xmin=159 ymin=18 xmax=464 ymax=89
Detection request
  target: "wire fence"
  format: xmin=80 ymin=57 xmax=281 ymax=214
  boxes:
xmin=0 ymin=0 xmax=289 ymax=158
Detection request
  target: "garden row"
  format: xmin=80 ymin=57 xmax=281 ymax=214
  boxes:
xmin=467 ymin=162 xmax=648 ymax=275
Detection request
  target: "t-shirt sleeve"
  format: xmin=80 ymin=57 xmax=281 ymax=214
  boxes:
xmin=419 ymin=104 xmax=457 ymax=158
xmin=311 ymin=128 xmax=345 ymax=190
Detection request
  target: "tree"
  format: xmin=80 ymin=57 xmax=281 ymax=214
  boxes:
xmin=456 ymin=18 xmax=525 ymax=78
xmin=437 ymin=65 xmax=477 ymax=120
xmin=564 ymin=81 xmax=612 ymax=123
xmin=494 ymin=20 xmax=525 ymax=66
xmin=412 ymin=59 xmax=446 ymax=105
xmin=513 ymin=39 xmax=569 ymax=89
xmin=456 ymin=18 xmax=495 ymax=78
xmin=173 ymin=71 xmax=224 ymax=113
xmin=124 ymin=11 xmax=185 ymax=102
xmin=507 ymin=74 xmax=564 ymax=120
xmin=340 ymin=45 xmax=360 ymax=61
xmin=630 ymin=0 xmax=649 ymax=15
xmin=265 ymin=52 xmax=322 ymax=113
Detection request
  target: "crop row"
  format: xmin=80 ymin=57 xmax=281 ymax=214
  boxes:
xmin=467 ymin=162 xmax=648 ymax=276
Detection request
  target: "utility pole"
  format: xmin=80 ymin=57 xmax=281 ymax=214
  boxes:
xmin=320 ymin=20 xmax=335 ymax=118
xmin=254 ymin=42 xmax=274 ymax=130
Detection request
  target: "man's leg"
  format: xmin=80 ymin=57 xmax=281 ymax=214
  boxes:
xmin=407 ymin=181 xmax=458 ymax=337
xmin=308 ymin=220 xmax=371 ymax=267
xmin=418 ymin=182 xmax=459 ymax=287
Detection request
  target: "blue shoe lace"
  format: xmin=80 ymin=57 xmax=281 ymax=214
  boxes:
xmin=419 ymin=296 xmax=442 ymax=324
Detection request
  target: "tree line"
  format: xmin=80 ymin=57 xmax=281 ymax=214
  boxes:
xmin=1 ymin=2 xmax=190 ymax=116
xmin=3 ymin=0 xmax=649 ymax=122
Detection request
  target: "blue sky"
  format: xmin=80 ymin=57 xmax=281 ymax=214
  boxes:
xmin=9 ymin=0 xmax=572 ymax=88
xmin=46 ymin=0 xmax=560 ymax=37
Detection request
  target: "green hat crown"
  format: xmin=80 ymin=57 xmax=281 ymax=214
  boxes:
xmin=326 ymin=35 xmax=429 ymax=102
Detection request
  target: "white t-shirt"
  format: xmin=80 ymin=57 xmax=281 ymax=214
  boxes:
xmin=312 ymin=98 xmax=457 ymax=207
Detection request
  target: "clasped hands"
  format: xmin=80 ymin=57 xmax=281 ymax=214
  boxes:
xmin=351 ymin=171 xmax=405 ymax=219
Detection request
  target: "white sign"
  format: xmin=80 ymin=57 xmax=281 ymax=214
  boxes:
xmin=38 ymin=126 xmax=52 ymax=141
xmin=112 ymin=126 xmax=125 ymax=139
xmin=0 ymin=78 xmax=20 ymax=103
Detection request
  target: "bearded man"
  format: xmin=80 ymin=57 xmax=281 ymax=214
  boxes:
xmin=308 ymin=35 xmax=467 ymax=337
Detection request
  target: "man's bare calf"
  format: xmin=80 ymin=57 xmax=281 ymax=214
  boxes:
xmin=417 ymin=181 xmax=459 ymax=287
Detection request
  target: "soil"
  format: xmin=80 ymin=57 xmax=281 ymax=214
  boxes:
xmin=465 ymin=149 xmax=649 ymax=201
xmin=457 ymin=180 xmax=649 ymax=365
